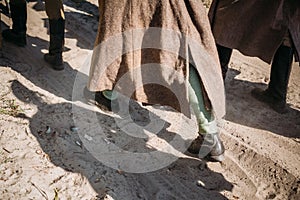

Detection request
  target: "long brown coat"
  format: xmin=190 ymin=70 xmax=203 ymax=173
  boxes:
xmin=209 ymin=0 xmax=300 ymax=63
xmin=88 ymin=0 xmax=225 ymax=119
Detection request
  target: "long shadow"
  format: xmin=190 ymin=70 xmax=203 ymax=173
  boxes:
xmin=11 ymin=80 xmax=233 ymax=199
xmin=1 ymin=7 xmax=233 ymax=198
xmin=224 ymin=68 xmax=300 ymax=138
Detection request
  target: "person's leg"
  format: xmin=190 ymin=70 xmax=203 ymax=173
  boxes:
xmin=268 ymin=45 xmax=293 ymax=102
xmin=217 ymin=44 xmax=233 ymax=80
xmin=44 ymin=0 xmax=65 ymax=69
xmin=2 ymin=0 xmax=27 ymax=46
xmin=251 ymin=41 xmax=293 ymax=114
xmin=187 ymin=66 xmax=225 ymax=162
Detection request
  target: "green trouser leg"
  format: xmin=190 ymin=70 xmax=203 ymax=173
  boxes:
xmin=102 ymin=90 xmax=118 ymax=101
xmin=188 ymin=66 xmax=218 ymax=136
xmin=188 ymin=66 xmax=225 ymax=160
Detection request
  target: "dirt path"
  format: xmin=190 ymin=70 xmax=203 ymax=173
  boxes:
xmin=0 ymin=1 xmax=299 ymax=200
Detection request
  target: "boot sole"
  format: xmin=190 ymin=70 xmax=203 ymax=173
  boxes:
xmin=209 ymin=153 xmax=225 ymax=162
xmin=51 ymin=64 xmax=64 ymax=71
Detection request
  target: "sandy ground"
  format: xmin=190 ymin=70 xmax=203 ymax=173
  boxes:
xmin=0 ymin=1 xmax=299 ymax=200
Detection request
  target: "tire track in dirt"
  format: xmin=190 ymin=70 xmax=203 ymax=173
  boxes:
xmin=221 ymin=131 xmax=300 ymax=199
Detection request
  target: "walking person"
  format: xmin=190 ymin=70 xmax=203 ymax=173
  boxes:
xmin=84 ymin=0 xmax=226 ymax=162
xmin=2 ymin=0 xmax=65 ymax=70
xmin=209 ymin=0 xmax=300 ymax=114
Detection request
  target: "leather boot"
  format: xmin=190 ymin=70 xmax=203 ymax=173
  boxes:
xmin=188 ymin=133 xmax=225 ymax=162
xmin=217 ymin=44 xmax=232 ymax=80
xmin=251 ymin=45 xmax=293 ymax=114
xmin=2 ymin=2 xmax=27 ymax=47
xmin=44 ymin=18 xmax=65 ymax=70
xmin=83 ymin=87 xmax=120 ymax=112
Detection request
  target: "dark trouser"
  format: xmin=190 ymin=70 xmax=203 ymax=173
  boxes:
xmin=43 ymin=0 xmax=65 ymax=57
xmin=44 ymin=0 xmax=65 ymax=20
xmin=217 ymin=42 xmax=293 ymax=104
xmin=267 ymin=45 xmax=293 ymax=102
xmin=216 ymin=44 xmax=232 ymax=80
xmin=10 ymin=0 xmax=64 ymax=20
xmin=9 ymin=0 xmax=27 ymax=34
xmin=8 ymin=0 xmax=65 ymax=67
xmin=1 ymin=0 xmax=27 ymax=46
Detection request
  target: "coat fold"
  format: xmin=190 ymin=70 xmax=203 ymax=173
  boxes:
xmin=88 ymin=0 xmax=225 ymax=119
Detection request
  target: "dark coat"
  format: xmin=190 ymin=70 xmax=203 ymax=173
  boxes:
xmin=209 ymin=0 xmax=300 ymax=63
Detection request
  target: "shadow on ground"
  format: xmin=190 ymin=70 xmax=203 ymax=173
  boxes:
xmin=224 ymin=68 xmax=300 ymax=138
xmin=10 ymin=79 xmax=234 ymax=199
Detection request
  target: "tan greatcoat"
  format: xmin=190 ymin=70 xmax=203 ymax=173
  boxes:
xmin=209 ymin=0 xmax=300 ymax=63
xmin=88 ymin=0 xmax=225 ymax=119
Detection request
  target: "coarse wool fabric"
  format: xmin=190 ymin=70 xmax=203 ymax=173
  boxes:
xmin=88 ymin=0 xmax=225 ymax=119
xmin=209 ymin=0 xmax=300 ymax=63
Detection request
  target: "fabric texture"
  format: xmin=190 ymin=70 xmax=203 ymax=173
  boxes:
xmin=209 ymin=0 xmax=300 ymax=63
xmin=88 ymin=0 xmax=225 ymax=119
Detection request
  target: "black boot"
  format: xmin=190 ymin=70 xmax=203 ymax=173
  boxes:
xmin=217 ymin=44 xmax=232 ymax=80
xmin=251 ymin=45 xmax=293 ymax=114
xmin=44 ymin=18 xmax=65 ymax=70
xmin=2 ymin=2 xmax=27 ymax=47
xmin=188 ymin=133 xmax=225 ymax=162
xmin=83 ymin=87 xmax=120 ymax=112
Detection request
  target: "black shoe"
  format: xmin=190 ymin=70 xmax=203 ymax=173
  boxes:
xmin=188 ymin=134 xmax=225 ymax=162
xmin=2 ymin=29 xmax=26 ymax=47
xmin=83 ymin=87 xmax=119 ymax=112
xmin=44 ymin=53 xmax=64 ymax=70
xmin=251 ymin=88 xmax=288 ymax=114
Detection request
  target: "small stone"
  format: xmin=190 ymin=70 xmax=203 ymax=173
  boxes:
xmin=117 ymin=169 xmax=124 ymax=175
xmin=103 ymin=138 xmax=111 ymax=144
xmin=75 ymin=141 xmax=82 ymax=147
xmin=45 ymin=126 xmax=51 ymax=134
xmin=70 ymin=126 xmax=79 ymax=133
xmin=196 ymin=180 xmax=205 ymax=188
xmin=94 ymin=178 xmax=101 ymax=183
xmin=35 ymin=150 xmax=42 ymax=155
